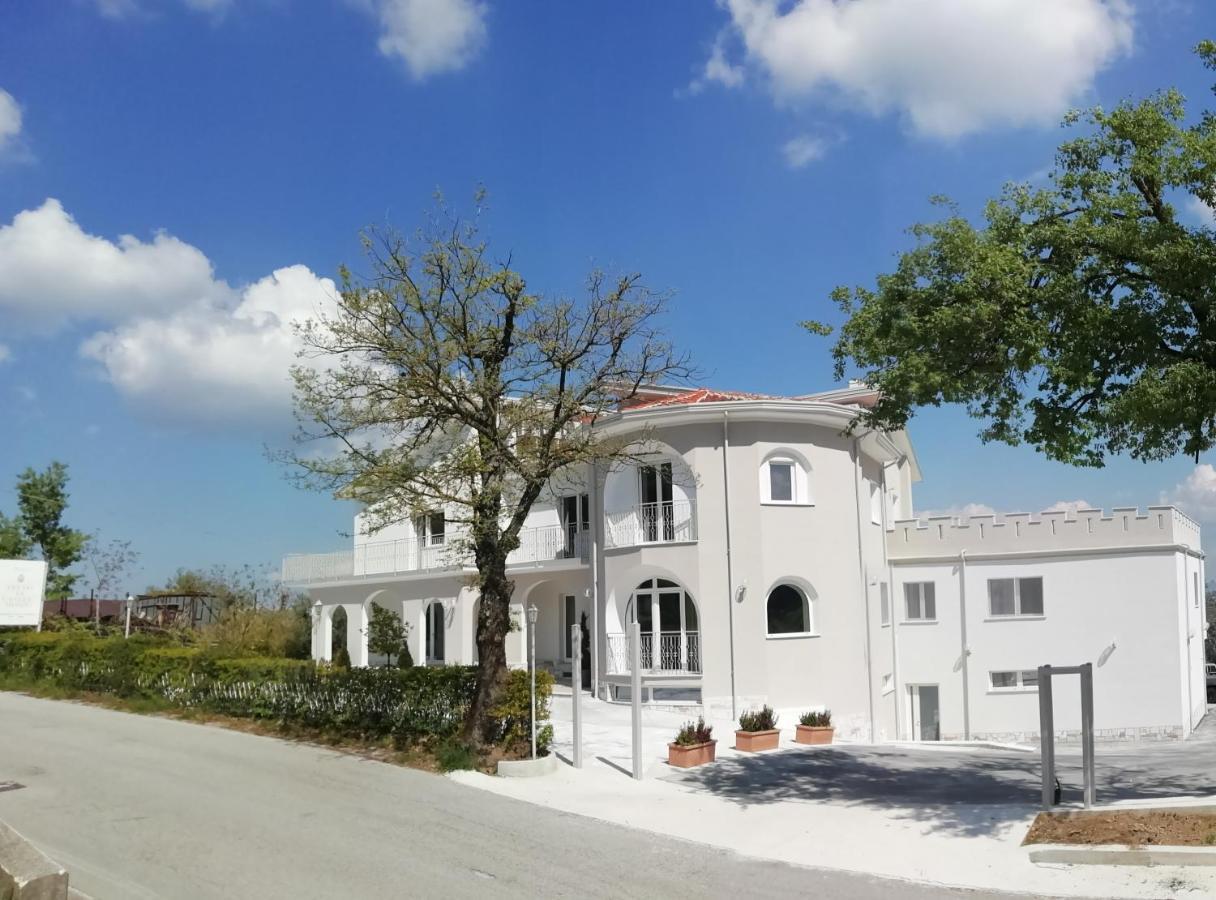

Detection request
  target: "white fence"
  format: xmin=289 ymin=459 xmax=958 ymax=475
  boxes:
xmin=604 ymin=500 xmax=697 ymax=549
xmin=605 ymin=631 xmax=701 ymax=675
xmin=283 ymin=525 xmax=590 ymax=585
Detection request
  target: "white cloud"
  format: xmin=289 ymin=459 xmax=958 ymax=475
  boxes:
xmin=1044 ymin=499 xmax=1093 ymax=515
xmin=917 ymin=502 xmax=998 ymax=519
xmin=95 ymin=0 xmax=140 ymax=18
xmin=369 ymin=0 xmax=488 ymax=80
xmin=0 ymin=89 xmax=22 ymax=154
xmin=781 ymin=133 xmax=828 ymax=168
xmin=182 ymin=0 xmax=234 ymax=13
xmin=687 ymin=35 xmax=745 ymax=95
xmin=81 ymin=265 xmax=339 ymax=430
xmin=710 ymin=0 xmax=1134 ymax=139
xmin=1186 ymin=195 xmax=1216 ymax=227
xmin=0 ymin=199 xmax=223 ymax=332
xmin=0 ymin=344 xmax=9 ymax=364
xmin=95 ymin=0 xmax=232 ymax=18
xmin=1163 ymin=464 xmax=1216 ymax=522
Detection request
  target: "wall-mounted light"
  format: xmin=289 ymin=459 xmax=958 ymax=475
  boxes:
xmin=734 ymin=584 xmax=747 ymax=604
xmin=1097 ymin=641 xmax=1117 ymax=667
xmin=952 ymin=648 xmax=972 ymax=673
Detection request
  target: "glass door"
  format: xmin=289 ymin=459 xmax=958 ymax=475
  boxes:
xmin=639 ymin=463 xmax=674 ymax=542
xmin=908 ymin=685 xmax=940 ymax=741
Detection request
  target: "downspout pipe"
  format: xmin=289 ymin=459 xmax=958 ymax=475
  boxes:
xmin=959 ymin=549 xmax=971 ymax=741
xmin=852 ymin=437 xmax=877 ymax=743
xmin=722 ymin=411 xmax=738 ymax=721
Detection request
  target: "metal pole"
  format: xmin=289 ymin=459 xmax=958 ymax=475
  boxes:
xmin=124 ymin=594 xmax=133 ymax=639
xmin=721 ymin=412 xmax=738 ymax=721
xmin=571 ymin=624 xmax=583 ymax=768
xmin=1038 ymin=665 xmax=1055 ymax=809
xmin=530 ymin=610 xmax=537 ymax=760
xmin=1080 ymin=662 xmax=1096 ymax=808
xmin=630 ymin=621 xmax=643 ymax=780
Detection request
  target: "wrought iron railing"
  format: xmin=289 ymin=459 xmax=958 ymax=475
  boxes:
xmin=605 ymin=630 xmax=701 ymax=675
xmin=604 ymin=500 xmax=697 ymax=549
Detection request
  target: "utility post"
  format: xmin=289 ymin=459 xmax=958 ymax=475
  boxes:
xmin=630 ymin=620 xmax=643 ymax=780
xmin=571 ymin=624 xmax=583 ymax=768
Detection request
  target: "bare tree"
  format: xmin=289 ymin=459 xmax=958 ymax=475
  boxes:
xmin=288 ymin=196 xmax=688 ymax=744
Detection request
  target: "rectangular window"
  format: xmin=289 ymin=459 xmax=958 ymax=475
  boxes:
xmin=880 ymin=583 xmax=890 ymax=626
xmin=428 ymin=512 xmax=445 ymax=546
xmin=988 ymin=577 xmax=1043 ymax=617
xmin=769 ymin=462 xmax=794 ymax=502
xmin=989 ymin=670 xmax=1039 ymax=691
xmin=563 ymin=594 xmax=576 ymax=659
xmin=903 ymin=582 xmax=936 ymax=621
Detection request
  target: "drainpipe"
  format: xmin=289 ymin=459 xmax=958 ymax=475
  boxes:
xmin=882 ymin=464 xmax=900 ymax=739
xmin=722 ymin=411 xmax=738 ymax=721
xmin=852 ymin=437 xmax=877 ymax=743
xmin=959 ymin=549 xmax=971 ymax=741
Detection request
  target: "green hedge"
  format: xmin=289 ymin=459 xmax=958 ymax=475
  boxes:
xmin=0 ymin=632 xmax=551 ymax=749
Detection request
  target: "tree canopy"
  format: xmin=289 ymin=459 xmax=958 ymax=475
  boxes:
xmin=0 ymin=462 xmax=88 ymax=598
xmin=289 ymin=195 xmax=687 ymax=743
xmin=817 ymin=43 xmax=1216 ymax=467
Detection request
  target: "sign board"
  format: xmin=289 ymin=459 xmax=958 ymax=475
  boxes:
xmin=0 ymin=560 xmax=48 ymax=627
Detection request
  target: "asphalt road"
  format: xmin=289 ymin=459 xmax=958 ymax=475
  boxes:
xmin=0 ymin=693 xmax=1046 ymax=900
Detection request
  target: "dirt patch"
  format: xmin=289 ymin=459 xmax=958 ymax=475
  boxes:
xmin=1025 ymin=810 xmax=1216 ymax=848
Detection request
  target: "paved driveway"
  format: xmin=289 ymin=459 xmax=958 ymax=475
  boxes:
xmin=662 ymin=714 xmax=1216 ymax=821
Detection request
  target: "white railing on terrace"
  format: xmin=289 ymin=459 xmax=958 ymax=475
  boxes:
xmin=605 ymin=631 xmax=701 ymax=675
xmin=604 ymin=500 xmax=697 ymax=549
xmin=282 ymin=524 xmax=590 ymax=585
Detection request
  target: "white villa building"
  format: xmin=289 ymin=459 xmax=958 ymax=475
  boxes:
xmin=283 ymin=384 xmax=1207 ymax=744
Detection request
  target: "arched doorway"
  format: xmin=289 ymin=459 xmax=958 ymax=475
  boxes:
xmin=624 ymin=578 xmax=700 ymax=673
xmin=330 ymin=606 xmax=348 ymax=663
xmin=425 ymin=600 xmax=445 ymax=665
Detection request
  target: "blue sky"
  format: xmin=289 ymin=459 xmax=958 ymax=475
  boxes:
xmin=1 ymin=0 xmax=1215 ymax=594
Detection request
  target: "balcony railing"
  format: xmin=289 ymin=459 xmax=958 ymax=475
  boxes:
xmin=604 ymin=499 xmax=697 ymax=549
xmin=605 ymin=631 xmax=701 ymax=675
xmin=282 ymin=524 xmax=590 ymax=586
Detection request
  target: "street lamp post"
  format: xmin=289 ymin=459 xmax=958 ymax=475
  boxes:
xmin=124 ymin=593 xmax=134 ymax=639
xmin=527 ymin=603 xmax=539 ymax=759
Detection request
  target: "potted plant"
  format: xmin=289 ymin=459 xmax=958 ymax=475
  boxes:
xmin=735 ymin=705 xmax=780 ymax=752
xmin=668 ymin=717 xmax=716 ymax=768
xmin=796 ymin=709 xmax=834 ymax=745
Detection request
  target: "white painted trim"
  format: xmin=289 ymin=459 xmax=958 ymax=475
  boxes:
xmin=765 ymin=631 xmax=821 ymax=640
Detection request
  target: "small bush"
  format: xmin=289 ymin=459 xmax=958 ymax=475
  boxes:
xmin=674 ymin=716 xmax=713 ymax=746
xmin=488 ymin=668 xmax=554 ymax=756
xmin=332 ymin=647 xmax=351 ymax=669
xmin=738 ymin=705 xmax=778 ymax=732
xmin=435 ymin=738 xmax=478 ymax=772
xmin=799 ymin=709 xmax=832 ymax=727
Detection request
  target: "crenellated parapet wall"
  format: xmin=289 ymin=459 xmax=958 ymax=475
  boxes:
xmin=887 ymin=506 xmax=1202 ymax=560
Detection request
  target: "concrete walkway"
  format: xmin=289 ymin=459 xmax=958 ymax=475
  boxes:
xmin=450 ymin=691 xmax=1216 ymax=899
xmin=0 ymin=692 xmax=1032 ymax=900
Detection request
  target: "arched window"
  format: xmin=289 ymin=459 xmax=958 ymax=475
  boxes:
xmin=759 ymin=450 xmax=811 ymax=505
xmin=766 ymin=584 xmax=811 ymax=636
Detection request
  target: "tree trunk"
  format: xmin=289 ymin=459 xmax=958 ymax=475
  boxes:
xmin=463 ymin=539 xmax=515 ymax=746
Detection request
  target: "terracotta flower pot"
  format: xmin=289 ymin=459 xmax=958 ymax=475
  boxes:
xmin=668 ymin=739 xmax=717 ymax=768
xmin=795 ymin=724 xmax=835 ymax=745
xmin=734 ymin=728 xmax=780 ymax=752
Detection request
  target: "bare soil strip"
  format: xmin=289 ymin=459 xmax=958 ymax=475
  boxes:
xmin=1025 ymin=810 xmax=1216 ymax=847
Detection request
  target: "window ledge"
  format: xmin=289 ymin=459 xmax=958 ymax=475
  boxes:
xmin=987 ymin=688 xmax=1039 ymax=695
xmin=901 ymin=619 xmax=938 ymax=626
xmin=983 ymin=615 xmax=1046 ymax=623
xmin=765 ymin=631 xmax=820 ymax=641
xmin=760 ymin=501 xmax=815 ymax=508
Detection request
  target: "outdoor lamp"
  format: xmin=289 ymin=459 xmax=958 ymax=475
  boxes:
xmin=527 ymin=604 xmax=539 ymax=759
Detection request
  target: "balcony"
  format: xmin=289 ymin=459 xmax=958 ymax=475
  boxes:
xmin=605 ymin=631 xmax=701 ymax=675
xmin=604 ymin=499 xmax=698 ymax=550
xmin=282 ymin=524 xmax=590 ymax=586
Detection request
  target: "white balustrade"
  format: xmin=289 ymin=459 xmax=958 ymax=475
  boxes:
xmin=282 ymin=523 xmax=590 ymax=586
xmin=605 ymin=630 xmax=701 ymax=675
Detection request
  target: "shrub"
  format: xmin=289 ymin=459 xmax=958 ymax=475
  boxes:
xmin=674 ymin=716 xmax=713 ymax=746
xmin=332 ymin=647 xmax=352 ymax=669
xmin=435 ymin=738 xmax=478 ymax=772
xmin=799 ymin=709 xmax=832 ymax=727
xmin=488 ymin=668 xmax=554 ymax=756
xmin=738 ymin=705 xmax=778 ymax=732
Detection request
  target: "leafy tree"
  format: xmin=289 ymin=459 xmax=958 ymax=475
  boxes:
xmin=366 ymin=604 xmax=412 ymax=667
xmin=816 ymin=43 xmax=1216 ymax=467
xmin=156 ymin=564 xmax=279 ymax=610
xmin=7 ymin=463 xmax=89 ymax=598
xmin=289 ymin=195 xmax=687 ymax=744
